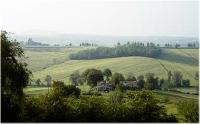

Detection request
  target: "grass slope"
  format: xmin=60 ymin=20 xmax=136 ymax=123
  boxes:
xmin=29 ymin=48 xmax=198 ymax=86
xmin=25 ymin=48 xmax=82 ymax=72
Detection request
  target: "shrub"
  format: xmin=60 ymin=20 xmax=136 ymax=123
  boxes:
xmin=182 ymin=79 xmax=190 ymax=87
xmin=52 ymin=81 xmax=81 ymax=97
xmin=177 ymin=100 xmax=199 ymax=122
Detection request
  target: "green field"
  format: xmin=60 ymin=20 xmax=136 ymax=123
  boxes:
xmin=25 ymin=48 xmax=198 ymax=86
xmin=25 ymin=48 xmax=83 ymax=72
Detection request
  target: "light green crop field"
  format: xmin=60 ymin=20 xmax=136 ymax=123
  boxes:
xmin=24 ymin=48 xmax=83 ymax=72
xmin=27 ymin=48 xmax=198 ymax=86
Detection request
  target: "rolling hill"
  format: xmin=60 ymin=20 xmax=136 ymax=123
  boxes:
xmin=25 ymin=48 xmax=198 ymax=86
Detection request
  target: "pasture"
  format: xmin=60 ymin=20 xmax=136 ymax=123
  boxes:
xmin=25 ymin=48 xmax=198 ymax=86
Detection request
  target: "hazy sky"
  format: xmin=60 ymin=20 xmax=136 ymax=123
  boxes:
xmin=1 ymin=0 xmax=199 ymax=37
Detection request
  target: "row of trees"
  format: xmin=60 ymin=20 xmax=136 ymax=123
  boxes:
xmin=69 ymin=68 xmax=197 ymax=91
xmin=70 ymin=43 xmax=162 ymax=60
xmin=164 ymin=42 xmax=199 ymax=48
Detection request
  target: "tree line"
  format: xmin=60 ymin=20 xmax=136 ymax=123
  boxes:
xmin=69 ymin=42 xmax=162 ymax=60
xmin=69 ymin=68 xmax=197 ymax=91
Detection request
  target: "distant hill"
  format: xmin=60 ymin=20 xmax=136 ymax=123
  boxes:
xmin=11 ymin=31 xmax=198 ymax=47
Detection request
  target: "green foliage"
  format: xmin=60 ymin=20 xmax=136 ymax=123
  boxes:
xmin=69 ymin=70 xmax=82 ymax=86
xmin=52 ymin=80 xmax=64 ymax=88
xmin=20 ymin=90 xmax=177 ymax=122
xmin=1 ymin=31 xmax=31 ymax=122
xmin=52 ymin=81 xmax=81 ymax=97
xmin=63 ymin=85 xmax=81 ymax=97
xmin=111 ymin=72 xmax=125 ymax=85
xmin=103 ymin=68 xmax=112 ymax=81
xmin=177 ymin=100 xmax=199 ymax=122
xmin=182 ymin=79 xmax=190 ymax=87
xmin=69 ymin=42 xmax=162 ymax=60
xmin=172 ymin=71 xmax=183 ymax=87
xmin=82 ymin=69 xmax=103 ymax=87
xmin=144 ymin=73 xmax=159 ymax=90
xmin=35 ymin=79 xmax=41 ymax=86
xmin=45 ymin=75 xmax=52 ymax=86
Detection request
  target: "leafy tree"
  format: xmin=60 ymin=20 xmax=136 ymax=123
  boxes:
xmin=1 ymin=31 xmax=31 ymax=122
xmin=172 ymin=71 xmax=183 ymax=87
xmin=144 ymin=73 xmax=159 ymax=90
xmin=111 ymin=73 xmax=125 ymax=85
xmin=182 ymin=79 xmax=190 ymax=87
xmin=177 ymin=100 xmax=198 ymax=122
xmin=52 ymin=80 xmax=64 ymax=88
xmin=45 ymin=75 xmax=52 ymax=86
xmin=81 ymin=69 xmax=92 ymax=82
xmin=69 ymin=71 xmax=82 ymax=86
xmin=85 ymin=69 xmax=103 ymax=87
xmin=159 ymin=78 xmax=165 ymax=88
xmin=103 ymin=68 xmax=112 ymax=81
xmin=167 ymin=71 xmax=172 ymax=82
xmin=35 ymin=79 xmax=41 ymax=86
xmin=45 ymin=75 xmax=52 ymax=93
xmin=137 ymin=75 xmax=145 ymax=89
xmin=52 ymin=81 xmax=80 ymax=97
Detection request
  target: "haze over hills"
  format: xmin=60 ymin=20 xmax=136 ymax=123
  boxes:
xmin=11 ymin=30 xmax=198 ymax=47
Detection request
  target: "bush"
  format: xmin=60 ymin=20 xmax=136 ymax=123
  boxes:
xmin=182 ymin=79 xmax=190 ymax=87
xmin=20 ymin=90 xmax=177 ymax=122
xmin=82 ymin=90 xmax=102 ymax=96
xmin=177 ymin=100 xmax=199 ymax=122
xmin=63 ymin=85 xmax=81 ymax=97
xmin=52 ymin=81 xmax=81 ymax=97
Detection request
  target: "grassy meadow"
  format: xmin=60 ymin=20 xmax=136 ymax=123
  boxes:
xmin=25 ymin=48 xmax=198 ymax=86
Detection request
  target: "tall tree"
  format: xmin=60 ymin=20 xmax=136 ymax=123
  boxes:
xmin=83 ymin=69 xmax=103 ymax=87
xmin=103 ymin=68 xmax=112 ymax=81
xmin=69 ymin=71 xmax=82 ymax=86
xmin=45 ymin=75 xmax=52 ymax=92
xmin=111 ymin=72 xmax=125 ymax=85
xmin=1 ymin=31 xmax=31 ymax=121
xmin=172 ymin=71 xmax=183 ymax=87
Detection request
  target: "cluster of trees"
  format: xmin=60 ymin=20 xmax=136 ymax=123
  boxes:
xmin=164 ymin=71 xmax=191 ymax=89
xmin=187 ymin=42 xmax=198 ymax=48
xmin=20 ymin=89 xmax=177 ymax=122
xmin=80 ymin=42 xmax=98 ymax=47
xmin=69 ymin=68 xmax=195 ymax=92
xmin=70 ymin=42 xmax=162 ymax=60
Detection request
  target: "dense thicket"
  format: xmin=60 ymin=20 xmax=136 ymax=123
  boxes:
xmin=69 ymin=43 xmax=162 ymax=60
xmin=21 ymin=89 xmax=177 ymax=122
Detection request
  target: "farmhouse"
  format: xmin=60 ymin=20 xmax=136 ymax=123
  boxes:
xmin=96 ymin=81 xmax=115 ymax=92
xmin=120 ymin=81 xmax=138 ymax=89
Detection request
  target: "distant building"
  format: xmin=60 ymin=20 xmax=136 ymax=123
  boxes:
xmin=120 ymin=81 xmax=138 ymax=89
xmin=96 ymin=81 xmax=115 ymax=92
